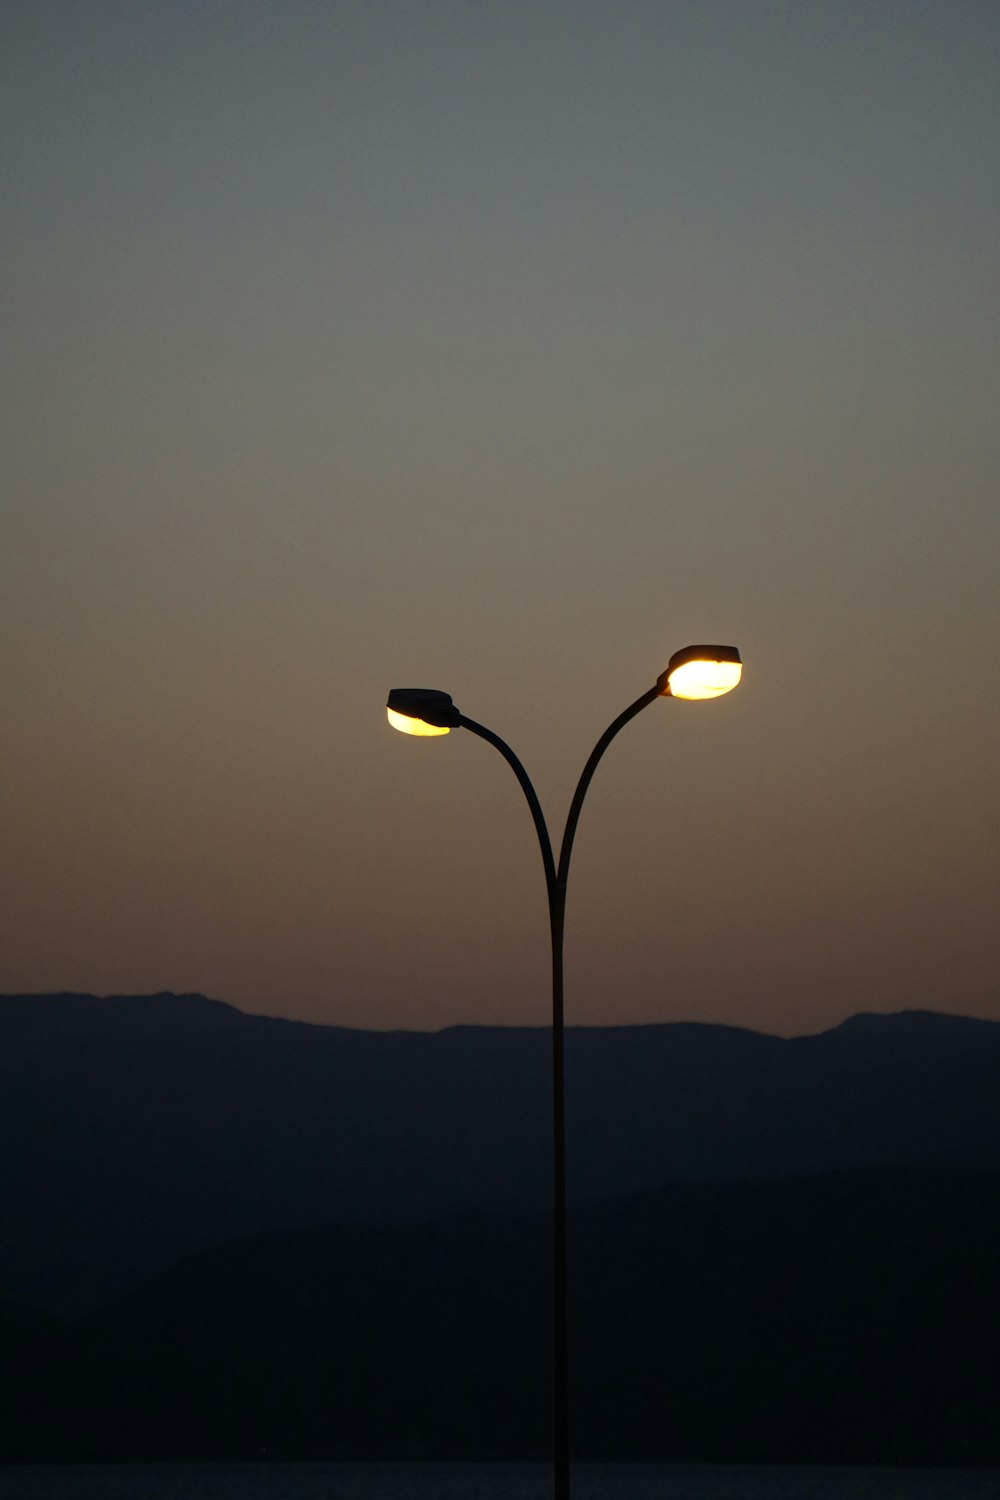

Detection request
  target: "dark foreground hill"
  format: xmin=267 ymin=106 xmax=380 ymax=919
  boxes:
xmin=3 ymin=994 xmax=1000 ymax=1309
xmin=3 ymin=1166 xmax=999 ymax=1465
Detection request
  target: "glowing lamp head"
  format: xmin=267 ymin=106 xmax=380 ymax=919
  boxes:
xmin=658 ymin=645 xmax=742 ymax=701
xmin=386 ymin=688 xmax=461 ymax=736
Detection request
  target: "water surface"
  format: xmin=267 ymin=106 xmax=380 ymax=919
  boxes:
xmin=2 ymin=1463 xmax=998 ymax=1500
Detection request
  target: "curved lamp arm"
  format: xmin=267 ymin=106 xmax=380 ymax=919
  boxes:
xmin=459 ymin=715 xmax=557 ymax=897
xmin=460 ymin=683 xmax=662 ymax=908
xmin=556 ymin=685 xmax=660 ymax=894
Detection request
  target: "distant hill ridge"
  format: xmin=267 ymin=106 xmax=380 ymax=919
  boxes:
xmin=2 ymin=992 xmax=1000 ymax=1311
xmin=4 ymin=1163 xmax=1000 ymax=1464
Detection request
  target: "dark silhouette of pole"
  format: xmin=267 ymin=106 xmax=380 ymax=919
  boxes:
xmin=388 ymin=653 xmax=740 ymax=1498
xmin=460 ymin=684 xmax=660 ymax=1500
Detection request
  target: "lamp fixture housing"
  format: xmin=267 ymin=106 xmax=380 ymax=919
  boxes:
xmin=658 ymin=644 xmax=742 ymax=700
xmin=386 ymin=688 xmax=461 ymax=735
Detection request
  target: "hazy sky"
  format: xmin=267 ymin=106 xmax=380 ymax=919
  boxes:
xmin=3 ymin=0 xmax=998 ymax=1035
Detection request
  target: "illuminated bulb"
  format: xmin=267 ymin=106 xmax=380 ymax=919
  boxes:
xmin=387 ymin=707 xmax=451 ymax=736
xmin=667 ymin=658 xmax=743 ymax=700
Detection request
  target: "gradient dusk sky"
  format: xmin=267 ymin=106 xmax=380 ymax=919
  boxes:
xmin=3 ymin=1 xmax=998 ymax=1035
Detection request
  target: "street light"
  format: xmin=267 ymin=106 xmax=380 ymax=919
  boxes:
xmin=385 ymin=688 xmax=459 ymax=736
xmin=386 ymin=645 xmax=742 ymax=1500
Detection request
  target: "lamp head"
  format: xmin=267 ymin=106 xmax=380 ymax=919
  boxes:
xmin=386 ymin=688 xmax=461 ymax=736
xmin=658 ymin=645 xmax=742 ymax=701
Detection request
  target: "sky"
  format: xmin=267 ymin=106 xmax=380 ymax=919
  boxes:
xmin=2 ymin=0 xmax=998 ymax=1036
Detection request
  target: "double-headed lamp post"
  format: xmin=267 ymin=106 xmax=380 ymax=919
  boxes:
xmin=386 ymin=644 xmax=742 ymax=1500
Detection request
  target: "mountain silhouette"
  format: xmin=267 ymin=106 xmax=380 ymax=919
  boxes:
xmin=3 ymin=994 xmax=1000 ymax=1463
xmin=3 ymin=1166 xmax=999 ymax=1464
xmin=3 ymin=993 xmax=1000 ymax=1311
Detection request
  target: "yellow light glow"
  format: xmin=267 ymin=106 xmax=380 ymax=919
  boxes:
xmin=667 ymin=658 xmax=743 ymax=700
xmin=387 ymin=707 xmax=451 ymax=736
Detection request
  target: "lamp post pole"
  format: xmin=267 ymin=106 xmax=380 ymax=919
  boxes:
xmin=456 ymin=714 xmax=569 ymax=1495
xmin=386 ymin=648 xmax=742 ymax=1500
xmin=460 ymin=684 xmax=660 ymax=1500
